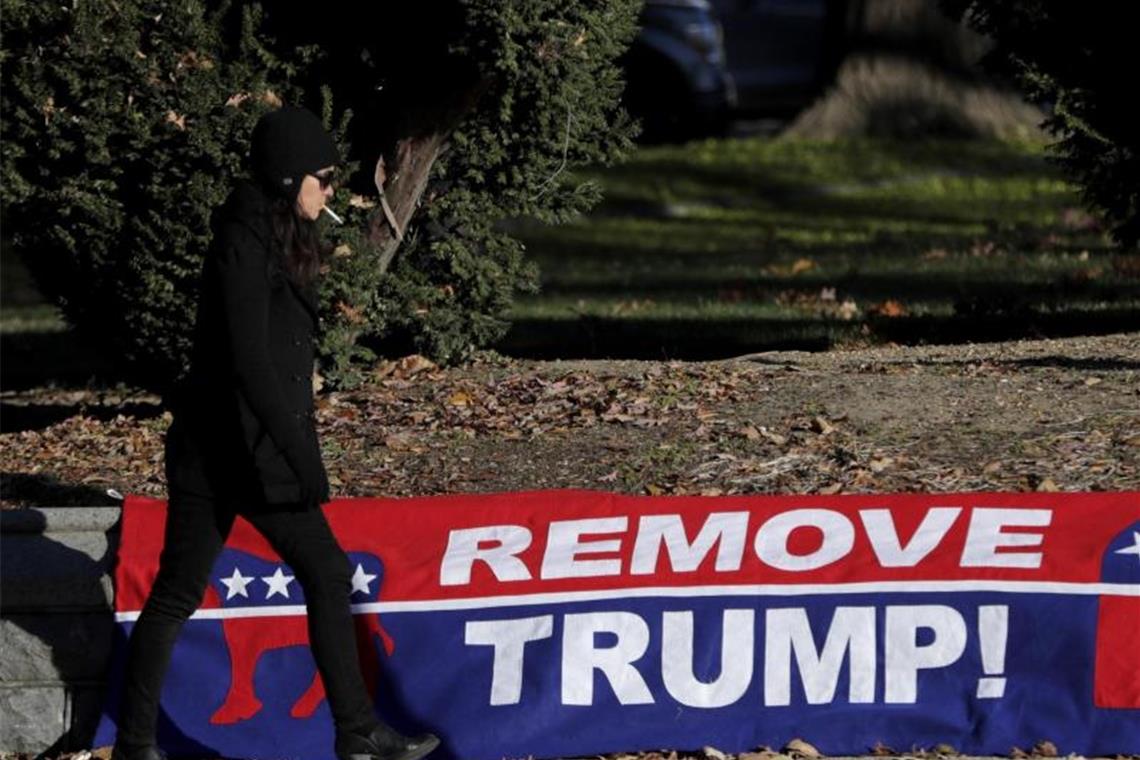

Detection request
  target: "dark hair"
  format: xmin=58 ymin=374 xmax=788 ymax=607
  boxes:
xmin=269 ymin=195 xmax=330 ymax=287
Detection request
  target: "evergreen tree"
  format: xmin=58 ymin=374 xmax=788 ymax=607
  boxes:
xmin=1 ymin=0 xmax=642 ymax=392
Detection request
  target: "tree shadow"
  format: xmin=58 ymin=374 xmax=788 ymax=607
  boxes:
xmin=1 ymin=332 xmax=120 ymax=392
xmin=497 ymin=306 xmax=1140 ymax=360
xmin=1 ymin=401 xmax=165 ymax=435
xmin=931 ymin=356 xmax=1140 ymax=372
xmin=1 ymin=474 xmax=120 ymax=509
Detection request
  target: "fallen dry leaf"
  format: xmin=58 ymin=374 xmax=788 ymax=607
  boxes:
xmin=810 ymin=416 xmax=836 ymax=435
xmin=396 ymin=354 xmax=437 ymax=377
xmin=835 ymin=299 xmax=860 ymax=320
xmin=738 ymin=752 xmax=780 ymax=760
xmin=759 ymin=427 xmax=788 ymax=446
xmin=869 ymin=456 xmax=894 ymax=473
xmin=790 ymin=258 xmax=815 ymax=275
xmin=869 ymin=299 xmax=907 ymax=318
xmin=383 ymin=433 xmax=416 ymax=451
xmin=335 ymin=300 xmax=365 ymax=325
xmin=783 ymin=739 xmax=819 ymax=758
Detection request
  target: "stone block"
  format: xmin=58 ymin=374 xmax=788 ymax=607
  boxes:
xmin=0 ymin=683 xmax=66 ymax=753
xmin=0 ymin=613 xmax=114 ymax=681
xmin=0 ymin=507 xmax=122 ymax=535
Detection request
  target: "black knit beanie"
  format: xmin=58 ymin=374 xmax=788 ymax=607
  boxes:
xmin=249 ymin=106 xmax=340 ymax=201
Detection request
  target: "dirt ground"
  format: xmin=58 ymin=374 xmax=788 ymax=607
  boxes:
xmin=2 ymin=332 xmax=1138 ymax=508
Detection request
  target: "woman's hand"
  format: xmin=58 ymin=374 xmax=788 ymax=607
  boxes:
xmin=282 ymin=440 xmax=330 ymax=508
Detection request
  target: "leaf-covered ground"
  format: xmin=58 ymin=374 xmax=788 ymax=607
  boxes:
xmin=2 ymin=333 xmax=1138 ymax=510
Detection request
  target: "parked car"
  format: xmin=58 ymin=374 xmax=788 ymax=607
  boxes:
xmin=621 ymin=0 xmax=737 ymax=142
xmin=708 ymin=0 xmax=844 ymax=115
xmin=622 ymin=0 xmax=845 ymax=141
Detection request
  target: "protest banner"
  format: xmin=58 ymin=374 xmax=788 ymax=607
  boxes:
xmin=95 ymin=490 xmax=1140 ymax=759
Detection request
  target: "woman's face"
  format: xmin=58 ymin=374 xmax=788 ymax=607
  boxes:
xmin=295 ymin=165 xmax=336 ymax=221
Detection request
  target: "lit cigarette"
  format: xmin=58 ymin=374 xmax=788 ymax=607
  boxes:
xmin=321 ymin=205 xmax=344 ymax=225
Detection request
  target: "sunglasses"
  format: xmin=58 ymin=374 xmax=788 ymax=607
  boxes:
xmin=311 ymin=171 xmax=337 ymax=190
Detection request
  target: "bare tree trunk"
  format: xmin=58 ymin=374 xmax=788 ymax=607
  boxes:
xmin=367 ymin=132 xmax=446 ymax=273
xmin=364 ymin=76 xmax=494 ymax=274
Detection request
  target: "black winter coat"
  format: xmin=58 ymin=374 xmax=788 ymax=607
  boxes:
xmin=164 ymin=178 xmax=329 ymax=507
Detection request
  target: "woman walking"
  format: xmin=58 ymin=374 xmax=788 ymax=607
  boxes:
xmin=112 ymin=106 xmax=440 ymax=760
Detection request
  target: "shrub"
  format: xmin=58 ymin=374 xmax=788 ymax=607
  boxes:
xmin=940 ymin=0 xmax=1139 ymax=248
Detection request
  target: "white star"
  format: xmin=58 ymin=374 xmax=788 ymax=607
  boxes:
xmin=351 ymin=563 xmax=378 ymax=596
xmin=1114 ymin=531 xmax=1140 ymax=563
xmin=261 ymin=567 xmax=295 ymax=599
xmin=220 ymin=567 xmax=254 ymax=600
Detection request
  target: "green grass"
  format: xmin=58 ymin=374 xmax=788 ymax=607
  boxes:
xmin=0 ymin=303 xmax=67 ymax=335
xmin=502 ymin=136 xmax=1137 ymax=356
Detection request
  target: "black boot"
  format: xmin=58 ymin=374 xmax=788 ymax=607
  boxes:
xmin=334 ymin=722 xmax=440 ymax=760
xmin=110 ymin=742 xmax=168 ymax=760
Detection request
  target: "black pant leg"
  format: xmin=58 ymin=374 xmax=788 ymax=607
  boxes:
xmin=240 ymin=505 xmax=378 ymax=735
xmin=117 ymin=490 xmax=236 ymax=746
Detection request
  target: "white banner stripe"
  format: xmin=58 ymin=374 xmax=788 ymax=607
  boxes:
xmin=113 ymin=579 xmax=1140 ymax=621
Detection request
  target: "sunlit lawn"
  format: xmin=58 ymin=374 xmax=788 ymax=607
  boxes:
xmin=503 ymin=136 xmax=1138 ymax=357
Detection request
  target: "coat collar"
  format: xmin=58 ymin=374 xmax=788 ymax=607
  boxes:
xmin=217 ymin=179 xmax=322 ymax=329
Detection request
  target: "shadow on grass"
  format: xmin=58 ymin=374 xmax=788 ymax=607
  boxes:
xmin=496 ymin=306 xmax=1140 ymax=360
xmin=5 ymin=303 xmax=1138 ymax=382
xmin=2 ymin=331 xmax=120 ymax=391
xmin=528 ymin=272 xmax=1140 ymax=305
xmin=2 ymin=400 xmax=165 ymax=434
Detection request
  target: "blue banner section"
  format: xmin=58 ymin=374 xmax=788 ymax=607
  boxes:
xmin=97 ymin=592 xmax=1140 ymax=759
